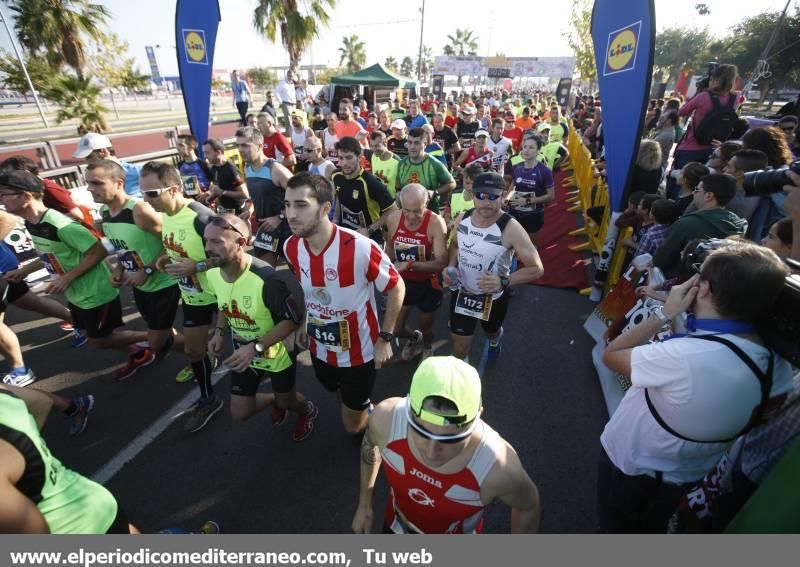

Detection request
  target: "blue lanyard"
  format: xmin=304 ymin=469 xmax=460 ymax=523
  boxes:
xmin=668 ymin=315 xmax=754 ymax=340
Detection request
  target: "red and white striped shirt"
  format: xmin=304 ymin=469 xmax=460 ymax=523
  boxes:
xmin=283 ymin=225 xmax=399 ymax=367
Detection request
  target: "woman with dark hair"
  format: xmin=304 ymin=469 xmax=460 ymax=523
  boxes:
xmin=705 ymin=141 xmax=742 ymax=173
xmin=742 ymin=125 xmax=794 ymax=240
xmin=761 ymin=217 xmax=794 ymax=259
xmin=666 ymin=64 xmax=740 ymax=199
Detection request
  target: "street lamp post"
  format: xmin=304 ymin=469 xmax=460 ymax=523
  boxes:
xmin=416 ymin=0 xmax=426 ymax=83
xmin=0 ymin=5 xmax=49 ymax=128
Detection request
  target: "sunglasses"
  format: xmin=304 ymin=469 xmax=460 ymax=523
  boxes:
xmin=142 ymin=186 xmax=173 ymax=198
xmin=406 ymin=409 xmax=476 ymax=444
xmin=474 ymin=191 xmax=501 ymax=201
xmin=210 ymin=216 xmax=246 ymax=239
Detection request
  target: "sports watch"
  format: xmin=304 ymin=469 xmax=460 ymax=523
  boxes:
xmin=195 ymin=261 xmax=209 ymax=273
xmin=252 ymin=341 xmax=265 ymax=354
xmin=144 ymin=266 xmax=155 ymax=276
xmin=378 ymin=331 xmax=394 ymax=342
xmin=500 ymin=276 xmax=511 ymax=290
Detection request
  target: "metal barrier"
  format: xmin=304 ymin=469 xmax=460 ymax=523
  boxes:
xmin=0 ymin=141 xmax=60 ymax=170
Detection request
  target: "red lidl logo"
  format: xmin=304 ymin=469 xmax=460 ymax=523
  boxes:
xmin=603 ymin=21 xmax=641 ymax=77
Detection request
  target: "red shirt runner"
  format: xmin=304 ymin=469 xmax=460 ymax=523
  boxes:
xmin=390 ymin=209 xmax=435 ymax=282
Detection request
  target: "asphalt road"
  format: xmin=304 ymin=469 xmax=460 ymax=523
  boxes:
xmin=7 ymin=278 xmax=607 ymax=534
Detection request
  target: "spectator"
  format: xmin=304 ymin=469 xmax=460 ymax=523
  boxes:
xmin=260 ymin=90 xmax=277 ymax=121
xmin=667 ymin=64 xmax=740 ymax=199
xmin=310 ymin=107 xmax=326 ymax=134
xmin=600 ymin=239 xmax=794 ymax=533
xmin=623 ymin=139 xmax=663 ymax=205
xmin=723 ymin=149 xmax=769 ymax=224
xmin=615 ymin=190 xmax=646 ymax=230
xmin=705 ymin=141 xmax=741 ymax=173
xmin=779 ymin=116 xmax=800 ymax=158
xmin=654 ymin=173 xmax=747 ymax=275
xmin=651 ymin=111 xmax=677 ymax=170
xmin=230 ymin=70 xmax=252 ymax=126
xmin=275 ymin=70 xmax=297 ymax=135
xmin=620 ymin=194 xmax=661 ymax=252
xmin=674 ymin=162 xmax=711 ymax=216
xmin=72 ymin=133 xmax=141 ymax=198
xmin=742 ymin=125 xmax=794 ymax=240
xmin=633 ymin=198 xmax=679 ymax=258
xmin=295 ymin=78 xmax=310 ymax=114
xmin=760 ymin=217 xmax=793 ymax=259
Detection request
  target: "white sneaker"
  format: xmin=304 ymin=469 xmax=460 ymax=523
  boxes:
xmin=400 ymin=330 xmax=424 ymax=361
xmin=2 ymin=368 xmax=35 ymax=387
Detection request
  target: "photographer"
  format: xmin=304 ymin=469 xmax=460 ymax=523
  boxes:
xmin=599 ymin=240 xmax=795 ymax=533
xmin=667 ymin=64 xmax=740 ymax=200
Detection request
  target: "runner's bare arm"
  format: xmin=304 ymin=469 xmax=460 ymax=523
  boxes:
xmin=0 ymin=210 xmax=17 ymax=240
xmin=133 ymin=201 xmax=163 ymax=236
xmin=352 ymin=401 xmax=394 ymax=534
xmin=385 ymin=210 xmax=402 ymax=261
xmin=0 ymin=439 xmax=50 ymax=533
xmin=530 ymin=186 xmax=556 ymax=206
xmin=371 ymin=203 xmax=398 ymax=232
xmin=270 ymin=161 xmax=293 ymax=189
xmin=223 ymin=181 xmax=249 ymax=203
xmin=484 ymin=441 xmax=540 ymax=534
xmin=414 ymin=215 xmax=448 ymax=274
xmin=47 ymin=241 xmax=108 ymax=295
xmin=502 ymin=220 xmax=544 ymax=285
xmin=0 ymin=385 xmax=53 ymax=430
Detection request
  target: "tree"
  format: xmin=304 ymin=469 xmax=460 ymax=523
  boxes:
xmin=695 ymin=3 xmax=711 ymax=16
xmin=87 ymin=32 xmax=144 ymax=118
xmin=247 ymin=67 xmax=278 ymax=89
xmin=443 ymin=28 xmax=479 ymax=86
xmin=415 ymin=46 xmax=434 ymax=83
xmin=8 ymin=0 xmax=110 ymax=79
xmin=384 ymin=57 xmax=398 ymax=72
xmin=44 ymin=76 xmax=108 ymax=132
xmin=315 ymin=67 xmax=342 ymax=85
xmin=563 ymin=0 xmax=596 ymax=90
xmin=0 ymin=50 xmax=56 ymax=99
xmin=338 ymin=35 xmax=366 ymax=73
xmin=252 ymin=0 xmax=335 ymax=79
xmin=400 ymin=56 xmax=415 ymax=78
xmin=653 ymin=26 xmax=711 ymax=85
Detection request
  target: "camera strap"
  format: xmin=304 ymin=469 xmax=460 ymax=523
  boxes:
xmin=645 ymin=334 xmax=773 ymax=444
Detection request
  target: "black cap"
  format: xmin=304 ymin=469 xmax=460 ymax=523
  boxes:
xmin=0 ymin=170 xmax=43 ymax=193
xmin=472 ymin=172 xmax=505 ymax=195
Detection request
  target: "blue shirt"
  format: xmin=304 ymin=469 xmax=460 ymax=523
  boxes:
xmin=232 ymin=79 xmax=250 ymax=103
xmin=406 ymin=114 xmax=428 ymax=129
xmin=120 ymin=161 xmax=142 ymax=198
xmin=0 ymin=241 xmax=19 ymax=273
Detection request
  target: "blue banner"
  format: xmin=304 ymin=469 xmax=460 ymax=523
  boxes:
xmin=591 ymin=0 xmax=655 ymax=211
xmin=175 ymin=0 xmax=221 ymax=158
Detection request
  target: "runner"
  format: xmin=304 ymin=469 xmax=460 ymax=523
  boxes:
xmin=396 ymin=128 xmax=456 ymax=214
xmin=321 ymin=112 xmax=340 ymax=166
xmin=487 ymin=118 xmax=514 ymax=173
xmin=283 ymin=172 xmax=405 ymax=434
xmin=421 ymin=124 xmax=448 ymax=167
xmin=506 ymin=134 xmax=555 ymax=245
xmin=142 ymin=162 xmax=223 ymax=432
xmin=386 ymin=120 xmax=409 ymax=158
xmin=368 ymin=131 xmax=401 ymax=197
xmin=453 ymin=130 xmax=494 ymax=174
xmin=386 ymin=184 xmax=448 ymax=360
xmin=404 ymin=99 xmax=428 ymax=129
xmin=236 ymin=126 xmax=292 ymax=267
xmin=533 ymin=123 xmax=570 ymax=171
xmin=202 ymin=138 xmax=251 ymax=218
xmin=444 ymin=172 xmax=544 ymax=362
xmin=0 ymin=385 xmax=139 ymax=533
xmin=305 ymin=137 xmax=336 ymax=179
xmin=86 ymin=160 xmax=184 ymax=381
xmin=352 ymin=356 xmax=541 ymax=533
xmin=204 ymin=214 xmax=318 ymax=441
xmin=335 ymin=98 xmax=368 ymax=143
xmin=176 ymin=135 xmax=212 ymax=196
xmin=456 ymin=106 xmax=480 ymax=151
xmin=289 ymin=109 xmax=315 ymax=172
xmin=502 ymin=111 xmax=524 ymax=152
xmin=431 ymin=112 xmax=461 ymax=169
xmin=0 ymin=171 xmax=148 ymax=356
xmin=72 ymin=133 xmax=142 ymax=198
xmin=331 ymin=137 xmax=396 ymax=243
xmin=256 ymin=112 xmax=296 ymax=170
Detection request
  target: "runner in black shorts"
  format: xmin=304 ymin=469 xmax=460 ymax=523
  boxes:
xmin=311 ymin=358 xmax=376 ymax=411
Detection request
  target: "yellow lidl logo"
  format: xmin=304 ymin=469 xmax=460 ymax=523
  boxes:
xmin=603 ymin=21 xmax=641 ymax=76
xmin=183 ymin=29 xmax=208 ymax=65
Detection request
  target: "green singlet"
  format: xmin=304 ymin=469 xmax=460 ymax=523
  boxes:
xmin=0 ymin=390 xmax=118 ymax=533
xmin=205 ymin=255 xmax=297 ymax=372
xmin=101 ymin=199 xmax=176 ymax=294
xmin=396 ymin=155 xmax=454 ymax=212
xmin=371 ymin=153 xmax=401 ymax=198
xmin=25 ymin=209 xmax=118 ymax=309
xmin=160 ymin=201 xmax=216 ymax=306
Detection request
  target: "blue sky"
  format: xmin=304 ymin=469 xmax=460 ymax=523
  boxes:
xmin=0 ymin=0 xmax=795 ymax=78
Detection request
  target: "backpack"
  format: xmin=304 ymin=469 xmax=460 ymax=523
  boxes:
xmin=693 ymin=93 xmax=738 ymax=146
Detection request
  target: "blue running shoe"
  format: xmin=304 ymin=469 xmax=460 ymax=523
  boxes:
xmin=487 ymin=327 xmax=504 ymax=362
xmin=71 ymin=329 xmax=88 ymax=348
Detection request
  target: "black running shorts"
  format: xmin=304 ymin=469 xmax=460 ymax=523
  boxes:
xmin=311 ymin=357 xmax=375 ymax=411
xmin=133 ymin=285 xmax=180 ymax=331
xmin=230 ymin=362 xmax=296 ymax=397
xmin=448 ymin=289 xmax=509 ymax=337
xmin=68 ymin=298 xmax=123 ymax=339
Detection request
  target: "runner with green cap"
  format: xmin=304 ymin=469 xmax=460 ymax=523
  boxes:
xmin=352 ymin=356 xmax=541 ymax=534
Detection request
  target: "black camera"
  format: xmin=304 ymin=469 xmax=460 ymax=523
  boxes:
xmin=742 ymin=159 xmax=800 ymax=196
xmin=695 ymin=62 xmax=718 ymax=91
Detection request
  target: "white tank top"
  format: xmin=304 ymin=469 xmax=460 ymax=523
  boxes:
xmin=455 ymin=210 xmax=514 ymax=299
xmin=309 ymin=159 xmax=334 ymax=177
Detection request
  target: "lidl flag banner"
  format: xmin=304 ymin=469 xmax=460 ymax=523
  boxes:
xmin=175 ymin=0 xmax=221 ymax=158
xmin=591 ymin=0 xmax=655 ymax=212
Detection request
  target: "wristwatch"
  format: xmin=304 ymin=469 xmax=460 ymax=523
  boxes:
xmin=143 ymin=266 xmax=155 ymax=276
xmin=500 ymin=276 xmax=511 ymax=289
xmin=378 ymin=331 xmax=394 ymax=342
xmin=195 ymin=261 xmax=209 ymax=273
xmin=252 ymin=341 xmax=265 ymax=354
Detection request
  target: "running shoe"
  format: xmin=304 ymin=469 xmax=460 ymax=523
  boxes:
xmin=175 ymin=365 xmax=194 ymax=383
xmin=59 ymin=321 xmax=74 ymax=332
xmin=71 ymin=329 xmax=88 ymax=348
xmin=292 ymin=401 xmax=318 ymax=442
xmin=67 ymin=395 xmax=95 ymax=437
xmin=271 ymin=404 xmax=288 ymax=426
xmin=184 ymin=397 xmax=223 ymax=433
xmin=2 ymin=367 xmax=35 ymax=387
xmin=487 ymin=327 xmax=504 ymax=362
xmin=400 ymin=330 xmax=424 ymax=361
xmin=116 ymin=349 xmax=156 ymax=381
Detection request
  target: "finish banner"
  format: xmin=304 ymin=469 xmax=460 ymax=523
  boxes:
xmin=175 ymin=0 xmax=221 ymax=158
xmin=591 ymin=0 xmax=655 ymax=212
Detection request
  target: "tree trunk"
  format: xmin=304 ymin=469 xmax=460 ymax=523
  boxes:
xmin=457 ymin=74 xmax=463 ymax=87
xmin=757 ymin=78 xmax=772 ymax=107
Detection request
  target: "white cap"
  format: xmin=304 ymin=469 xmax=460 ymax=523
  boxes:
xmin=474 ymin=129 xmax=489 ymax=138
xmin=391 ymin=119 xmax=407 ymax=130
xmin=73 ymin=133 xmax=112 ymax=158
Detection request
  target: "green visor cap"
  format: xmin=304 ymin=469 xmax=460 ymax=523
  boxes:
xmin=408 ymin=356 xmax=482 ymax=427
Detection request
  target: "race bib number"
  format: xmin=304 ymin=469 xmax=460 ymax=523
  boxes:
xmin=119 ymin=250 xmax=145 ymax=273
xmin=254 ymin=229 xmax=280 ymax=252
xmin=217 ymin=207 xmax=237 ymax=215
xmin=307 ymin=316 xmax=350 ymax=352
xmin=394 ymin=242 xmax=424 ymax=263
xmin=340 ymin=205 xmax=366 ymax=230
xmin=178 ymin=274 xmax=202 ymax=294
xmin=454 ymin=289 xmax=493 ymax=321
xmin=39 ymin=253 xmax=65 ymax=277
xmin=182 ymin=176 xmax=199 ymax=197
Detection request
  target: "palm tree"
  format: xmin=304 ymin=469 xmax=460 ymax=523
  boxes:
xmin=45 ymin=76 xmax=108 ymax=132
xmin=443 ymin=28 xmax=479 ymax=86
xmin=415 ymin=46 xmax=434 ymax=83
xmin=9 ymin=0 xmax=110 ymax=80
xmin=253 ymin=0 xmax=335 ymax=79
xmin=400 ymin=57 xmax=415 ymax=78
xmin=338 ymin=35 xmax=366 ymax=73
xmin=384 ymin=57 xmax=398 ymax=72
